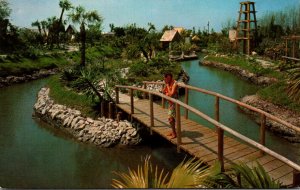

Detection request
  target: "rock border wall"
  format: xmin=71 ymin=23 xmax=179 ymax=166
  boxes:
xmin=0 ymin=69 xmax=58 ymax=88
xmin=240 ymin=95 xmax=300 ymax=142
xmin=33 ymin=87 xmax=141 ymax=147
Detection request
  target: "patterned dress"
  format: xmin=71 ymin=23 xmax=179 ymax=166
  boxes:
xmin=164 ymin=81 xmax=178 ymax=120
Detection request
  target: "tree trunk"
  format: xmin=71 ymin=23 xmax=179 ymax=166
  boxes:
xmin=80 ymin=23 xmax=86 ymax=67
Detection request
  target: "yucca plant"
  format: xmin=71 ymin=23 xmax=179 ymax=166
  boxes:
xmin=285 ymin=62 xmax=300 ymax=103
xmin=111 ymin=155 xmax=221 ymax=188
xmin=208 ymin=162 xmax=282 ymax=188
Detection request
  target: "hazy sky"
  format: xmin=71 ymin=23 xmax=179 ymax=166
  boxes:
xmin=8 ymin=0 xmax=300 ymax=32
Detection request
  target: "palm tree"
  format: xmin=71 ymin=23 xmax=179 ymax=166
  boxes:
xmin=40 ymin=20 xmax=48 ymax=40
xmin=58 ymin=0 xmax=72 ymax=25
xmin=31 ymin=20 xmax=42 ymax=36
xmin=56 ymin=0 xmax=72 ymax=43
xmin=68 ymin=6 xmax=102 ymax=66
xmin=286 ymin=63 xmax=300 ymax=103
xmin=112 ymin=156 xmax=221 ymax=188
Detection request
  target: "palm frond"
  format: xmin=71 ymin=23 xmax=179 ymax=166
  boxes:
xmin=111 ymin=155 xmax=168 ymax=188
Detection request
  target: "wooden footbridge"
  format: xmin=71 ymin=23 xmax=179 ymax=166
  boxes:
xmin=115 ymin=81 xmax=300 ymax=187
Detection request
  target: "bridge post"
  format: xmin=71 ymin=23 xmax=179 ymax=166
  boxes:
xmin=115 ymin=87 xmax=119 ymax=104
xmin=215 ymin=96 xmax=220 ymax=129
xmin=184 ymin=87 xmax=189 ymax=119
xmin=109 ymin=102 xmax=114 ymax=119
xmin=215 ymin=96 xmax=224 ymax=171
xmin=176 ymin=103 xmax=182 ymax=153
xmin=149 ymin=94 xmax=154 ymax=135
xmin=130 ymin=89 xmax=134 ymax=115
xmin=101 ymin=101 xmax=105 ymax=117
xmin=260 ymin=114 xmax=266 ymax=155
xmin=293 ymin=170 xmax=300 ymax=187
xmin=143 ymin=83 xmax=147 ymax=99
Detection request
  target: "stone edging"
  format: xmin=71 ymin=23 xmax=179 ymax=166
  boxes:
xmin=0 ymin=68 xmax=58 ymax=88
xmin=240 ymin=95 xmax=300 ymax=142
xmin=33 ymin=87 xmax=141 ymax=147
xmin=201 ymin=60 xmax=277 ymax=85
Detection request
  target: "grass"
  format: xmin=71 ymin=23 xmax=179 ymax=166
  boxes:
xmin=257 ymin=81 xmax=300 ymax=112
xmin=204 ymin=55 xmax=284 ymax=79
xmin=47 ymin=75 xmax=98 ymax=117
xmin=0 ymin=54 xmax=69 ymax=77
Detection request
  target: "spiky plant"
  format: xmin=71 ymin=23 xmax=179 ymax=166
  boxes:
xmin=286 ymin=62 xmax=300 ymax=103
xmin=111 ymin=155 xmax=221 ymax=188
xmin=208 ymin=162 xmax=282 ymax=188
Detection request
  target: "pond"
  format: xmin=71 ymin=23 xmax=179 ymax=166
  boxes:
xmin=0 ymin=79 xmax=186 ymax=188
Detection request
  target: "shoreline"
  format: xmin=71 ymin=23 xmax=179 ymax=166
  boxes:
xmin=33 ymin=87 xmax=141 ymax=147
xmin=201 ymin=60 xmax=277 ymax=86
xmin=201 ymin=59 xmax=300 ymax=142
xmin=0 ymin=68 xmax=59 ymax=88
xmin=240 ymin=95 xmax=300 ymax=142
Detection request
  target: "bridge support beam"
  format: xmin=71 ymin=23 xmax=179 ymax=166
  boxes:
xmin=115 ymin=87 xmax=119 ymax=104
xmin=260 ymin=114 xmax=266 ymax=155
xmin=101 ymin=101 xmax=105 ymax=117
xmin=293 ymin=170 xmax=300 ymax=187
xmin=109 ymin=102 xmax=114 ymax=119
xmin=149 ymin=94 xmax=154 ymax=135
xmin=184 ymin=87 xmax=189 ymax=119
xmin=215 ymin=96 xmax=224 ymax=171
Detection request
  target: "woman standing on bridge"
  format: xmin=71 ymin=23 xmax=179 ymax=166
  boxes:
xmin=163 ymin=73 xmax=178 ymax=139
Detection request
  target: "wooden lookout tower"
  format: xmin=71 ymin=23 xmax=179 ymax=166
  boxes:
xmin=235 ymin=1 xmax=258 ymax=55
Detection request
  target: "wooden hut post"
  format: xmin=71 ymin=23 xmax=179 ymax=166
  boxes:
xmin=149 ymin=93 xmax=154 ymax=135
xmin=184 ymin=87 xmax=189 ymax=119
xmin=176 ymin=103 xmax=182 ymax=153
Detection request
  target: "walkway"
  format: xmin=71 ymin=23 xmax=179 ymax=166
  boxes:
xmin=116 ymin=95 xmax=294 ymax=186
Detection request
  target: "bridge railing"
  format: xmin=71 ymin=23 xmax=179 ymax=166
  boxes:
xmin=142 ymin=81 xmax=300 ymax=151
xmin=115 ymin=84 xmax=300 ymax=185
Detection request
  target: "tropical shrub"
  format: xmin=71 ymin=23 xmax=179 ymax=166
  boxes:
xmin=208 ymin=162 xmax=282 ymax=188
xmin=112 ymin=156 xmax=220 ymax=188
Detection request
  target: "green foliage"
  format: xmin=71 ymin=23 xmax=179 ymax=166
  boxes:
xmin=112 ymin=156 xmax=220 ymax=188
xmin=129 ymin=61 xmax=149 ymax=77
xmin=0 ymin=0 xmax=11 ymax=19
xmin=258 ymin=81 xmax=300 ymax=112
xmin=47 ymin=75 xmax=97 ymax=117
xmin=209 ymin=162 xmax=282 ymax=188
xmin=0 ymin=54 xmax=69 ymax=77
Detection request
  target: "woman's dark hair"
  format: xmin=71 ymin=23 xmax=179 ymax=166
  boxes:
xmin=164 ymin=73 xmax=173 ymax=78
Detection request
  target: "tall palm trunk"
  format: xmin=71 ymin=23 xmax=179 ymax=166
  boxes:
xmin=80 ymin=23 xmax=86 ymax=66
xmin=59 ymin=8 xmax=65 ymax=25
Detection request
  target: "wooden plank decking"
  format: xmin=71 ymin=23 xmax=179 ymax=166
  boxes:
xmin=116 ymin=96 xmax=293 ymax=186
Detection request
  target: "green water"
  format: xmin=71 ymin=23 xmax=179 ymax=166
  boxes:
xmin=181 ymin=57 xmax=300 ymax=164
xmin=0 ymin=79 xmax=186 ymax=188
xmin=1 ymin=59 xmax=300 ymax=188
